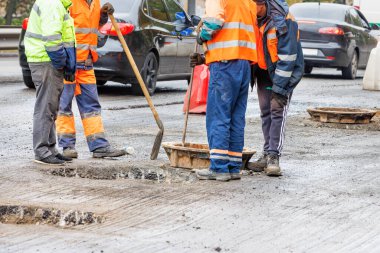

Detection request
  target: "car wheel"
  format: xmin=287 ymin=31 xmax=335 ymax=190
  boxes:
xmin=96 ymin=80 xmax=107 ymax=86
xmin=23 ymin=74 xmax=35 ymax=89
xmin=342 ymin=51 xmax=358 ymax=80
xmin=304 ymin=65 xmax=313 ymax=74
xmin=131 ymin=52 xmax=158 ymax=96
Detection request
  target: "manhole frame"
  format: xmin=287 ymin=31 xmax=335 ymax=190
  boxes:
xmin=307 ymin=107 xmax=377 ymax=124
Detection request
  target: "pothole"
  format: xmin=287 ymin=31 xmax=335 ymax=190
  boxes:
xmin=42 ymin=160 xmax=197 ymax=183
xmin=0 ymin=205 xmax=104 ymax=227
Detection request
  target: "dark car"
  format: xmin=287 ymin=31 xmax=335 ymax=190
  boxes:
xmin=290 ymin=3 xmax=379 ymax=79
xmin=18 ymin=0 xmax=197 ymax=95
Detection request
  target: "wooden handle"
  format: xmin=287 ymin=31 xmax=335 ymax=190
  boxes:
xmin=109 ymin=15 xmax=161 ymax=123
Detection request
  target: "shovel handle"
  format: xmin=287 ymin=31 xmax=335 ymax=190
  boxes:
xmin=182 ymin=43 xmax=199 ymax=146
xmin=109 ymin=14 xmax=161 ymax=125
xmin=182 ymin=22 xmax=205 ymax=146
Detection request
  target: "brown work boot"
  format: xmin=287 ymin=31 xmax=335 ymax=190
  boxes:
xmin=63 ymin=147 xmax=78 ymax=159
xmin=265 ymin=154 xmax=282 ymax=177
xmin=246 ymin=153 xmax=268 ymax=172
xmin=196 ymin=169 xmax=231 ymax=182
xmin=92 ymin=146 xmax=127 ymax=158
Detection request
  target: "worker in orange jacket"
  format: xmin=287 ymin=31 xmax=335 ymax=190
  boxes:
xmin=191 ymin=0 xmax=258 ymax=181
xmin=247 ymin=0 xmax=304 ymax=176
xmin=56 ymin=0 xmax=126 ymax=158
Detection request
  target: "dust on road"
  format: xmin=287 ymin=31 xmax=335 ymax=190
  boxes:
xmin=0 ymin=68 xmax=379 ymax=252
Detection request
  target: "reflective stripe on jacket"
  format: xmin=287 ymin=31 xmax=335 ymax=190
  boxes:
xmin=25 ymin=0 xmax=75 ymax=68
xmin=203 ymin=0 xmax=258 ymax=64
xmin=258 ymin=14 xmax=304 ymax=96
xmin=70 ymin=0 xmax=102 ymax=63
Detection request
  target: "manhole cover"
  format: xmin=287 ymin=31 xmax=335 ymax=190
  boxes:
xmin=307 ymin=107 xmax=377 ymax=124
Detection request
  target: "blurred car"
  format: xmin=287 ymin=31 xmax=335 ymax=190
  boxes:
xmin=290 ymin=2 xmax=379 ymax=79
xmin=18 ymin=0 xmax=198 ymax=95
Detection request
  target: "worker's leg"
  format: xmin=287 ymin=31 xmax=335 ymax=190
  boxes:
xmin=75 ymin=69 xmax=109 ymax=152
xmin=228 ymin=60 xmax=251 ymax=174
xmin=206 ymin=61 xmax=245 ymax=174
xmin=256 ymin=68 xmax=273 ymax=154
xmin=30 ymin=62 xmax=64 ymax=160
xmin=56 ymin=81 xmax=76 ymax=150
xmin=268 ymin=93 xmax=292 ymax=155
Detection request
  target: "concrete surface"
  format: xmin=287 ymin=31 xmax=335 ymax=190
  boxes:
xmin=0 ymin=57 xmax=379 ymax=253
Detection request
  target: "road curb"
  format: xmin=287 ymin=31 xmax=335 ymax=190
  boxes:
xmin=0 ymin=75 xmax=23 ymax=83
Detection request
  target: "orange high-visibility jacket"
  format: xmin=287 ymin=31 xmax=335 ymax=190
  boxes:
xmin=70 ymin=0 xmax=101 ymax=63
xmin=204 ymin=0 xmax=258 ymax=64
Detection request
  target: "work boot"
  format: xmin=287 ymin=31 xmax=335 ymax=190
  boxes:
xmin=63 ymin=147 xmax=78 ymax=159
xmin=230 ymin=173 xmax=241 ymax=180
xmin=265 ymin=154 xmax=282 ymax=177
xmin=196 ymin=169 xmax=231 ymax=182
xmin=246 ymin=153 xmax=268 ymax=172
xmin=56 ymin=153 xmax=73 ymax=162
xmin=92 ymin=146 xmax=127 ymax=158
xmin=34 ymin=154 xmax=65 ymax=166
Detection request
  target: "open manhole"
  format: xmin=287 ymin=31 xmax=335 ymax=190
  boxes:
xmin=307 ymin=107 xmax=377 ymax=124
xmin=0 ymin=205 xmax=104 ymax=227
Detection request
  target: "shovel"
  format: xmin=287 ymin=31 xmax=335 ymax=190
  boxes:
xmin=109 ymin=14 xmax=163 ymax=160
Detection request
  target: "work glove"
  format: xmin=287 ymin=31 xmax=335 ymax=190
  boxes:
xmin=189 ymin=53 xmax=205 ymax=68
xmin=63 ymin=69 xmax=75 ymax=82
xmin=271 ymin=92 xmax=288 ymax=107
xmin=101 ymin=2 xmax=114 ymax=15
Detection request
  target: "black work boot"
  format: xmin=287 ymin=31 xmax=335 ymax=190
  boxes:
xmin=56 ymin=153 xmax=73 ymax=162
xmin=93 ymin=146 xmax=127 ymax=158
xmin=34 ymin=154 xmax=65 ymax=166
xmin=246 ymin=153 xmax=268 ymax=172
xmin=265 ymin=154 xmax=282 ymax=177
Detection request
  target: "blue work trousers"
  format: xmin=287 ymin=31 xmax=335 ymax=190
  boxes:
xmin=206 ymin=60 xmax=251 ymax=174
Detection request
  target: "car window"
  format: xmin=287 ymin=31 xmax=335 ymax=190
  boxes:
xmin=357 ymin=10 xmax=371 ymax=29
xmin=164 ymin=0 xmax=184 ymax=22
xmin=142 ymin=0 xmax=148 ymax=15
xmin=100 ymin=0 xmax=136 ymax=13
xmin=290 ymin=4 xmax=346 ymax=21
xmin=147 ymin=0 xmax=170 ymax=22
xmin=349 ymin=8 xmax=363 ymax=27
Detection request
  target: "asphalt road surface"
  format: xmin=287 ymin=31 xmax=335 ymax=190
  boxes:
xmin=0 ymin=56 xmax=379 ymax=253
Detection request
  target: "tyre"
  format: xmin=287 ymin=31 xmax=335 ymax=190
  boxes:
xmin=23 ymin=74 xmax=35 ymax=89
xmin=304 ymin=65 xmax=313 ymax=74
xmin=131 ymin=52 xmax=158 ymax=96
xmin=342 ymin=51 xmax=358 ymax=80
xmin=96 ymin=80 xmax=107 ymax=86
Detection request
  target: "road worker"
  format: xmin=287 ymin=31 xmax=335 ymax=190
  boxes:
xmin=56 ymin=0 xmax=126 ymax=158
xmin=246 ymin=0 xmax=304 ymax=176
xmin=190 ymin=0 xmax=258 ymax=181
xmin=25 ymin=0 xmax=76 ymax=165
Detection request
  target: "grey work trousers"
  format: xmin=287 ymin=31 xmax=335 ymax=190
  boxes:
xmin=256 ymin=68 xmax=291 ymax=156
xmin=29 ymin=62 xmax=64 ymax=160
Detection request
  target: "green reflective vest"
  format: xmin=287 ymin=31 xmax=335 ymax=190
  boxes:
xmin=25 ymin=0 xmax=75 ymax=63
